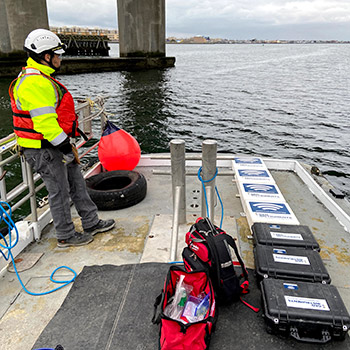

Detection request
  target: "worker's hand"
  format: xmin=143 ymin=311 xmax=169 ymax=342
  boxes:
xmin=57 ymin=137 xmax=72 ymax=154
xmin=57 ymin=137 xmax=76 ymax=165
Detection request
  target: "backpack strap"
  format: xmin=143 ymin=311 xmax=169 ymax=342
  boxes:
xmin=224 ymin=234 xmax=249 ymax=282
xmin=204 ymin=217 xmax=248 ymax=282
xmin=240 ymin=297 xmax=260 ymax=313
xmin=205 ymin=230 xmax=222 ymax=289
xmin=203 ymin=218 xmax=226 ymax=291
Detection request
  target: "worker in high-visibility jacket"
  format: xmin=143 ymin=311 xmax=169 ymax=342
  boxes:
xmin=9 ymin=28 xmax=115 ymax=247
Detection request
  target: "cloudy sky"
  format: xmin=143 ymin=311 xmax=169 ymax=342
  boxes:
xmin=47 ymin=0 xmax=350 ymax=40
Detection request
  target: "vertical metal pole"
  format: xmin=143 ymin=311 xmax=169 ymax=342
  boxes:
xmin=25 ymin=161 xmax=39 ymax=239
xmin=0 ymin=154 xmax=7 ymax=201
xmin=170 ymin=139 xmax=186 ymax=224
xmin=82 ymin=101 xmax=92 ymax=136
xmin=99 ymin=98 xmax=107 ymax=132
xmin=201 ymin=140 xmax=217 ymax=222
xmin=170 ymin=186 xmax=181 ymax=262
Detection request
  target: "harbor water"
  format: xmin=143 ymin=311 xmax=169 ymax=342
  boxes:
xmin=0 ymin=43 xmax=350 ymax=200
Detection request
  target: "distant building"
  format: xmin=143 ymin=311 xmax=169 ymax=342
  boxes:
xmin=50 ymin=26 xmax=119 ymax=42
xmin=192 ymin=35 xmax=208 ymax=44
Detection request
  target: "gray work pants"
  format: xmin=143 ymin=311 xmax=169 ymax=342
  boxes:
xmin=23 ymin=148 xmax=99 ymax=240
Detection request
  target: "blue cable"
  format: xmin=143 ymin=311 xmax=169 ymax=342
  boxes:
xmin=0 ymin=201 xmax=77 ymax=296
xmin=197 ymin=167 xmax=224 ymax=228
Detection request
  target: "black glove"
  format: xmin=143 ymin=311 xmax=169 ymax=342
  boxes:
xmin=56 ymin=137 xmax=72 ymax=155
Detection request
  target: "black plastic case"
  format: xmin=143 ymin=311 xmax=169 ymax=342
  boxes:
xmin=254 ymin=244 xmax=331 ymax=283
xmin=252 ymin=223 xmax=320 ymax=251
xmin=261 ymin=278 xmax=350 ymax=343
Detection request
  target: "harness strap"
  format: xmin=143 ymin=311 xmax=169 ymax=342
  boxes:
xmin=13 ymin=112 xmax=31 ymax=118
xmin=13 ymin=126 xmax=41 ymax=134
xmin=77 ymin=127 xmax=89 ymax=141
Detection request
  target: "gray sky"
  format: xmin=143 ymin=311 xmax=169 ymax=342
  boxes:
xmin=47 ymin=0 xmax=350 ymax=40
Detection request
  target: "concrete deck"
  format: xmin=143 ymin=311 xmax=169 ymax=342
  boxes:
xmin=0 ymin=158 xmax=350 ymax=349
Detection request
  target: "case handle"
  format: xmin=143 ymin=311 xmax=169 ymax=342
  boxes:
xmin=290 ymin=327 xmax=331 ymax=344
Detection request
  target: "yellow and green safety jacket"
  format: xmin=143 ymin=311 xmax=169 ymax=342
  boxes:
xmin=9 ymin=57 xmax=78 ymax=148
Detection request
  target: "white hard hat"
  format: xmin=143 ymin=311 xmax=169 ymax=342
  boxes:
xmin=24 ymin=29 xmax=66 ymax=54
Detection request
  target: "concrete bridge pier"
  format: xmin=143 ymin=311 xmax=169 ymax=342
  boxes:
xmin=0 ymin=0 xmax=49 ymax=54
xmin=0 ymin=0 xmax=175 ymax=75
xmin=117 ymin=0 xmax=166 ymax=57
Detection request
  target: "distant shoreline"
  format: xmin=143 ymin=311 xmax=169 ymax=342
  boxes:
xmin=109 ymin=41 xmax=350 ymax=45
xmin=165 ymin=41 xmax=350 ymax=45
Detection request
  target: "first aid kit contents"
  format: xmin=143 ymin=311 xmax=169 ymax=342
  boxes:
xmin=152 ymin=266 xmax=216 ymax=350
xmin=163 ymin=275 xmax=211 ymax=324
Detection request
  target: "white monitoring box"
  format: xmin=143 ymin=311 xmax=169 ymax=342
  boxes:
xmin=243 ymin=200 xmax=300 ymax=228
xmin=237 ymin=182 xmax=285 ymax=202
xmin=235 ymin=168 xmax=276 ymax=184
xmin=232 ymin=157 xmax=268 ymax=170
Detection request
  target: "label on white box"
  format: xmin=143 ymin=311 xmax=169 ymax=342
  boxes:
xmin=239 ymin=182 xmax=284 ymax=201
xmin=233 ymin=157 xmax=267 ymax=170
xmin=236 ymin=169 xmax=275 ymax=183
xmin=250 ymin=201 xmax=290 ymax=215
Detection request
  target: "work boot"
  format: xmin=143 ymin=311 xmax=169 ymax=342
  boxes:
xmin=85 ymin=219 xmax=115 ymax=236
xmin=57 ymin=232 xmax=93 ymax=248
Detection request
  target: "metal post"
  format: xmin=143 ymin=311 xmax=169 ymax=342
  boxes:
xmin=0 ymin=154 xmax=7 ymax=201
xmin=25 ymin=161 xmax=39 ymax=240
xmin=82 ymin=101 xmax=92 ymax=136
xmin=170 ymin=186 xmax=181 ymax=262
xmin=201 ymin=140 xmax=217 ymax=222
xmin=170 ymin=139 xmax=186 ymax=224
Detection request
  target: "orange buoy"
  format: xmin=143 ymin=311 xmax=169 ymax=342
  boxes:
xmin=98 ymin=121 xmax=141 ymax=171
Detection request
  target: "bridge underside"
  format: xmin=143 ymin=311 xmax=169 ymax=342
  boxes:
xmin=1 ymin=0 xmax=166 ymax=58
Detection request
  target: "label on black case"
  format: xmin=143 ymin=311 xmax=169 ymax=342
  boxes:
xmin=285 ymin=296 xmax=330 ymax=311
xmin=270 ymin=231 xmax=304 ymax=240
xmin=273 ymin=254 xmax=310 ymax=265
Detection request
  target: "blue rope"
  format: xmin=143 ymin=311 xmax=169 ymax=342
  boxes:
xmin=197 ymin=167 xmax=224 ymax=228
xmin=0 ymin=201 xmax=77 ymax=296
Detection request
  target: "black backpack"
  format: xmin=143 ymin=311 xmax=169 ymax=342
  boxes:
xmin=182 ymin=217 xmax=249 ymax=305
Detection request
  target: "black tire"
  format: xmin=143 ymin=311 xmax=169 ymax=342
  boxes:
xmin=86 ymin=170 xmax=147 ymax=210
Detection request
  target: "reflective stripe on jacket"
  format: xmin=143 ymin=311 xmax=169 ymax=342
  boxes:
xmin=9 ymin=58 xmax=78 ymax=148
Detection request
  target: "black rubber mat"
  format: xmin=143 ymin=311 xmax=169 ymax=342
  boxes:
xmin=33 ymin=263 xmax=350 ymax=350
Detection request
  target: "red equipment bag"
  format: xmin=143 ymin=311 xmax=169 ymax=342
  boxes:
xmin=152 ymin=265 xmax=217 ymax=350
xmin=183 ymin=217 xmax=249 ymax=305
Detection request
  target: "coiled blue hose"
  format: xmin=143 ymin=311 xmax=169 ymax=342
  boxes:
xmin=0 ymin=201 xmax=77 ymax=296
xmin=197 ymin=167 xmax=224 ymax=228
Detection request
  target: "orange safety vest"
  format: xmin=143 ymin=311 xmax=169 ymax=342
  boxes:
xmin=9 ymin=67 xmax=79 ymax=141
